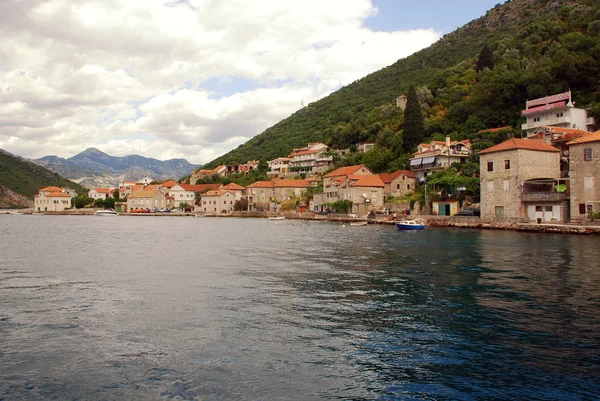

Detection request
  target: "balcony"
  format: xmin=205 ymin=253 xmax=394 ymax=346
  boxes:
xmin=521 ymin=192 xmax=569 ymax=202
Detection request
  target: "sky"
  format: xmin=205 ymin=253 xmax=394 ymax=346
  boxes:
xmin=0 ymin=0 xmax=501 ymax=165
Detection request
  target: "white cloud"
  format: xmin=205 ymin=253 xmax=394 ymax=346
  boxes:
xmin=0 ymin=0 xmax=440 ymax=164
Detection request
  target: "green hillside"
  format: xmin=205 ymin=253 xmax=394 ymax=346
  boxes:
xmin=0 ymin=150 xmax=87 ymax=198
xmin=205 ymin=0 xmax=600 ymax=170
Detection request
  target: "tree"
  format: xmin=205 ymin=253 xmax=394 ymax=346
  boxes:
xmin=179 ymin=202 xmax=192 ymax=212
xmin=234 ymin=198 xmax=249 ymax=211
xmin=475 ymin=44 xmax=495 ymax=72
xmin=402 ymin=86 xmax=425 ymax=153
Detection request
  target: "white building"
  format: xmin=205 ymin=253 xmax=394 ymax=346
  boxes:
xmin=521 ymin=91 xmax=598 ymax=136
xmin=88 ymin=188 xmax=111 ymax=200
xmin=34 ymin=186 xmax=72 ymax=212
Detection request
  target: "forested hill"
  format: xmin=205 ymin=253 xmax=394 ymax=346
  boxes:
xmin=205 ymin=0 xmax=600 ymax=169
xmin=0 ymin=149 xmax=87 ymax=199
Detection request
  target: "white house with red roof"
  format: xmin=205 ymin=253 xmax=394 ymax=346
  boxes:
xmin=267 ymin=157 xmax=291 ymax=178
xmin=88 ymin=188 xmax=112 ymax=200
xmin=521 ymin=91 xmax=598 ymax=136
xmin=287 ymin=142 xmax=333 ymax=175
xmin=410 ymin=137 xmax=472 ymax=180
xmin=34 ymin=186 xmax=72 ymax=212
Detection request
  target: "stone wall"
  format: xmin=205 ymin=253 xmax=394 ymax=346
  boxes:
xmin=569 ymin=141 xmax=600 ymax=218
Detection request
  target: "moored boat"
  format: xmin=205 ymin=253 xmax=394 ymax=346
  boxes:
xmin=350 ymin=221 xmax=368 ymax=226
xmin=395 ymin=219 xmax=425 ymax=230
xmin=268 ymin=216 xmax=285 ymax=220
xmin=95 ymin=209 xmax=119 ymax=216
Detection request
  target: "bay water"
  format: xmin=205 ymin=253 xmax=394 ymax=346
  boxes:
xmin=1 ymin=215 xmax=599 ymax=400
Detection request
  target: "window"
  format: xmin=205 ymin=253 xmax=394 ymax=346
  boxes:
xmin=407 ymin=184 xmax=410 ymax=190
xmin=579 ymin=204 xmax=586 ymax=215
xmin=546 ymin=206 xmax=553 ymax=212
xmin=587 ymin=205 xmax=593 ymax=214
xmin=397 ymin=184 xmax=400 ymax=190
xmin=504 ymin=159 xmax=510 ymax=170
xmin=495 ymin=206 xmax=504 ymax=218
xmin=536 ymin=206 xmax=543 ymax=212
xmin=487 ymin=161 xmax=494 ymax=172
xmin=557 ymin=112 xmax=563 ymax=118
xmin=584 ymin=148 xmax=593 ymax=161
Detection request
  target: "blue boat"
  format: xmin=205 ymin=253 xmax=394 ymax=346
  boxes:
xmin=395 ymin=219 xmax=425 ymax=230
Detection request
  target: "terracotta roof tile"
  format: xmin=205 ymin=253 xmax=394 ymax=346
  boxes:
xmin=246 ymin=181 xmax=274 ymax=188
xmin=378 ymin=170 xmax=415 ymax=183
xmin=40 ymin=186 xmax=63 ymax=192
xmin=478 ymin=138 xmax=560 ymax=155
xmin=273 ymin=179 xmax=310 ymax=188
xmin=324 ymin=165 xmax=370 ymax=178
xmin=92 ymin=188 xmax=111 ymax=194
xmin=348 ymin=175 xmax=385 ymax=187
xmin=220 ymin=183 xmax=245 ymax=191
xmin=567 ymin=131 xmax=600 ymax=145
xmin=161 ymin=180 xmax=178 ymax=187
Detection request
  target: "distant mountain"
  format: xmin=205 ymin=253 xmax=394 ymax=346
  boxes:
xmin=0 ymin=148 xmax=87 ymax=204
xmin=34 ymin=148 xmax=199 ymax=188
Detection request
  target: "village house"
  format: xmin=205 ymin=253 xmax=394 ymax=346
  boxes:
xmin=34 ymin=186 xmax=72 ymax=212
xmin=190 ymin=165 xmax=228 ymax=184
xmin=200 ymin=190 xmax=239 ymax=214
xmin=322 ymin=165 xmax=373 ymax=202
xmin=357 ymin=143 xmax=375 ymax=153
xmin=119 ymin=184 xmax=144 ymax=199
xmin=220 ymin=182 xmax=245 ymax=195
xmin=169 ymin=183 xmax=219 ymax=208
xmin=126 ymin=188 xmax=171 ymax=212
xmin=227 ymin=160 xmax=259 ymax=175
xmin=273 ymin=179 xmax=310 ymax=202
xmin=567 ymin=131 xmax=600 ymax=220
xmin=409 ymin=137 xmax=472 ymax=180
xmin=287 ymin=142 xmax=333 ymax=175
xmin=245 ymin=181 xmax=275 ymax=211
xmin=378 ymin=170 xmax=416 ymax=199
xmin=88 ymin=188 xmax=112 ymax=200
xmin=267 ymin=157 xmax=291 ymax=178
xmin=521 ymin=90 xmax=598 ymax=136
xmin=479 ymin=138 xmax=563 ymax=221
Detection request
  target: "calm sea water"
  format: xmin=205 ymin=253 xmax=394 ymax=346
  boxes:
xmin=0 ymin=215 xmax=599 ymax=400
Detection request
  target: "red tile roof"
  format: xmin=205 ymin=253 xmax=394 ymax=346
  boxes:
xmin=39 ymin=186 xmax=63 ymax=192
xmin=246 ymin=181 xmax=274 ymax=188
xmin=178 ymin=183 xmax=221 ymax=192
xmin=348 ymin=175 xmax=385 ymax=187
xmin=478 ymin=138 xmax=560 ymax=155
xmin=567 ymin=131 xmax=600 ymax=145
xmin=324 ymin=165 xmax=370 ymax=178
xmin=161 ymin=180 xmax=178 ymax=188
xmin=378 ymin=170 xmax=415 ymax=183
xmin=220 ymin=183 xmax=245 ymax=191
xmin=92 ymin=188 xmax=111 ymax=194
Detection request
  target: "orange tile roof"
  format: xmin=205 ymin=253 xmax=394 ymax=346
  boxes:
xmin=324 ymin=165 xmax=369 ymax=178
xmin=177 ymin=183 xmax=221 ymax=192
xmin=39 ymin=186 xmax=63 ymax=192
xmin=246 ymin=181 xmax=274 ymax=188
xmin=203 ymin=190 xmax=235 ymax=196
xmin=92 ymin=188 xmax=111 ymax=194
xmin=378 ymin=170 xmax=415 ymax=183
xmin=478 ymin=138 xmax=560 ymax=155
xmin=161 ymin=180 xmax=178 ymax=187
xmin=348 ymin=175 xmax=385 ymax=187
xmin=567 ymin=131 xmax=600 ymax=145
xmin=289 ymin=149 xmax=322 ymax=157
xmin=46 ymin=192 xmax=72 ymax=197
xmin=273 ymin=179 xmax=310 ymax=188
xmin=220 ymin=183 xmax=245 ymax=191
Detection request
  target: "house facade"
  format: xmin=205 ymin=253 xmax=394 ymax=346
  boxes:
xmin=567 ymin=131 xmax=600 ymax=219
xmin=245 ymin=181 xmax=275 ymax=211
xmin=200 ymin=190 xmax=239 ymax=214
xmin=378 ymin=170 xmax=416 ymax=199
xmin=323 ymin=165 xmax=373 ymax=202
xmin=410 ymin=137 xmax=472 ymax=180
xmin=34 ymin=186 xmax=72 ymax=212
xmin=127 ymin=189 xmax=169 ymax=212
xmin=273 ymin=179 xmax=310 ymax=202
xmin=288 ymin=143 xmax=333 ymax=175
xmin=88 ymin=188 xmax=111 ymax=200
xmin=521 ymin=91 xmax=598 ymax=136
xmin=267 ymin=157 xmax=291 ymax=178
xmin=190 ymin=165 xmax=228 ymax=184
xmin=479 ymin=138 xmax=562 ymax=221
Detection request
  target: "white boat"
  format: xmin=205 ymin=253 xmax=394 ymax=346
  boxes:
xmin=395 ymin=219 xmax=425 ymax=230
xmin=268 ymin=216 xmax=285 ymax=220
xmin=350 ymin=221 xmax=368 ymax=226
xmin=95 ymin=209 xmax=119 ymax=216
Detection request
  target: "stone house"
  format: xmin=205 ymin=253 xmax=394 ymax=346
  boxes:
xmin=567 ymin=131 xmax=600 ymax=219
xmin=378 ymin=170 xmax=416 ymax=199
xmin=273 ymin=179 xmax=310 ymax=202
xmin=88 ymin=188 xmax=111 ymax=200
xmin=323 ymin=165 xmax=372 ymax=202
xmin=34 ymin=186 xmax=72 ymax=212
xmin=200 ymin=190 xmax=239 ymax=214
xmin=245 ymin=181 xmax=275 ymax=211
xmin=479 ymin=138 xmax=562 ymax=221
xmin=127 ymin=189 xmax=169 ymax=212
xmin=168 ymin=184 xmax=215 ymax=208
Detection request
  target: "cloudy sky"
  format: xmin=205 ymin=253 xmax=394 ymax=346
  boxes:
xmin=0 ymin=0 xmax=500 ymax=164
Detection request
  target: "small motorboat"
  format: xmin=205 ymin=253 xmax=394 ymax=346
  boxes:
xmin=350 ymin=221 xmax=368 ymax=227
xmin=395 ymin=219 xmax=425 ymax=230
xmin=95 ymin=209 xmax=119 ymax=216
xmin=268 ymin=216 xmax=285 ymax=220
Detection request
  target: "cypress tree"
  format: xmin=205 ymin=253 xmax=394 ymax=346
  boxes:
xmin=402 ymin=86 xmax=425 ymax=153
xmin=475 ymin=44 xmax=494 ymax=72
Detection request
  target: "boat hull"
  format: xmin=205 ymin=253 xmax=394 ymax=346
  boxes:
xmin=395 ymin=222 xmax=425 ymax=230
xmin=95 ymin=210 xmax=118 ymax=216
